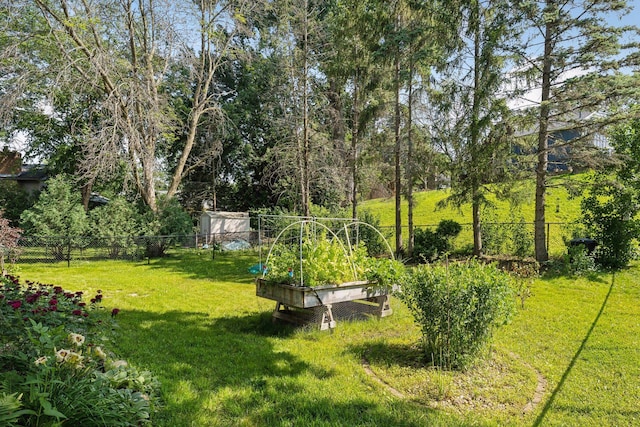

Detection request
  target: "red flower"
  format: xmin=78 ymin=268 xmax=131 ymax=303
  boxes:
xmin=9 ymin=300 xmax=21 ymax=310
xmin=72 ymin=309 xmax=83 ymax=316
xmin=49 ymin=299 xmax=58 ymax=306
xmin=111 ymin=308 xmax=120 ymax=317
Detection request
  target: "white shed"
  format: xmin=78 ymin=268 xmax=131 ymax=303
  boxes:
xmin=199 ymin=211 xmax=251 ymax=243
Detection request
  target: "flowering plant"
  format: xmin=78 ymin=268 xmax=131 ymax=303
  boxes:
xmin=0 ymin=275 xmax=156 ymax=426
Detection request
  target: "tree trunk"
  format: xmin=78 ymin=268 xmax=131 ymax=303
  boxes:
xmin=407 ymin=59 xmax=414 ymax=257
xmin=472 ymin=192 xmax=482 ymax=256
xmin=534 ymin=12 xmax=554 ymax=263
xmin=394 ymin=49 xmax=403 ymax=256
xmin=301 ymin=0 xmax=311 ymax=217
xmin=351 ymin=72 xmax=360 ymax=220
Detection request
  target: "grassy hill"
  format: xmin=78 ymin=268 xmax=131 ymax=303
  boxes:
xmin=360 ymin=173 xmax=591 ymax=257
xmin=360 ymin=173 xmax=589 ymax=227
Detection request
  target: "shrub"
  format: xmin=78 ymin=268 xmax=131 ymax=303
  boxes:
xmin=581 ymin=180 xmax=639 ymax=269
xmin=141 ymin=197 xmax=194 ymax=257
xmin=20 ymin=175 xmax=88 ymax=238
xmin=565 ymin=244 xmax=598 ymax=276
xmin=357 ymin=210 xmax=392 ymax=257
xmin=413 ymin=220 xmax=462 ymax=262
xmin=509 ymin=217 xmax=534 ymax=258
xmin=88 ymin=198 xmax=142 ymax=259
xmin=480 ymin=209 xmax=507 ymax=256
xmin=398 ymin=260 xmax=515 ymax=370
xmin=0 ymin=210 xmax=21 ymax=275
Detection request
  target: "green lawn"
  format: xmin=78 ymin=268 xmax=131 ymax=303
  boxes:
xmin=15 ymin=250 xmax=640 ymax=426
xmin=360 ymin=173 xmax=588 ymax=227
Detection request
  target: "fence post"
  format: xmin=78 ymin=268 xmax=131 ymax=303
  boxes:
xmin=67 ymin=237 xmax=71 ymax=268
xmin=546 ymin=223 xmax=550 ymax=256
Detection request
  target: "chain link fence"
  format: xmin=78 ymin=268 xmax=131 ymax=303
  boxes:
xmin=380 ymin=221 xmax=579 ymax=259
xmin=10 ymin=222 xmax=578 ymax=265
xmin=13 ymin=232 xmax=259 ymax=265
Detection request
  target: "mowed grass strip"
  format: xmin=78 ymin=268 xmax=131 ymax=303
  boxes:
xmin=16 ymin=251 xmax=640 ymax=426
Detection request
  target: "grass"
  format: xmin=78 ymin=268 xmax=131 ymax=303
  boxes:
xmin=359 ymin=173 xmax=591 ymax=257
xmin=13 ymin=249 xmax=640 ymax=426
xmin=360 ymin=173 xmax=589 ymax=227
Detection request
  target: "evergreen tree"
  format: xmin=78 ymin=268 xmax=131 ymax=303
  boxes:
xmin=512 ymin=0 xmax=640 ymax=262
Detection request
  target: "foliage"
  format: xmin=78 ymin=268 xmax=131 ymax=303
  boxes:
xmin=398 ymin=259 xmax=515 ymax=369
xmin=0 ymin=209 xmax=22 ymax=275
xmin=564 ymin=244 xmax=598 ymax=276
xmin=19 ymin=175 xmax=88 ymax=237
xmin=264 ymin=231 xmax=404 ymax=288
xmin=89 ymin=198 xmax=142 ymax=259
xmin=509 ymin=216 xmax=534 ymax=258
xmin=141 ymin=197 xmax=194 ymax=258
xmin=0 ymin=180 xmax=35 ymax=226
xmin=581 ymin=179 xmax=639 ymax=269
xmin=413 ymin=220 xmax=462 ymax=262
xmin=356 ymin=210 xmax=392 ymax=257
xmin=0 ymin=275 xmax=158 ymax=425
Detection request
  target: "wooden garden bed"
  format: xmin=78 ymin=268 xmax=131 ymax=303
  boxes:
xmin=255 ymin=278 xmax=396 ymax=330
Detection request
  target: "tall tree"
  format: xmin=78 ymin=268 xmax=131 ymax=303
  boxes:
xmin=513 ymin=0 xmax=640 ymax=262
xmin=324 ymin=0 xmax=390 ymax=219
xmin=6 ymin=0 xmax=258 ymax=213
xmin=430 ymin=0 xmax=517 ymax=256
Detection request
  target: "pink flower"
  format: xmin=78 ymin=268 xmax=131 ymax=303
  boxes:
xmin=72 ymin=309 xmax=83 ymax=316
xmin=8 ymin=300 xmax=21 ymax=310
xmin=49 ymin=299 xmax=58 ymax=306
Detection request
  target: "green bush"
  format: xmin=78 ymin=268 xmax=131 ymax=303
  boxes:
xmin=357 ymin=210 xmax=392 ymax=257
xmin=141 ymin=197 xmax=195 ymax=257
xmin=88 ymin=198 xmax=142 ymax=259
xmin=581 ymin=180 xmax=639 ymax=269
xmin=509 ymin=217 xmax=534 ymax=258
xmin=398 ymin=260 xmax=515 ymax=370
xmin=413 ymin=220 xmax=462 ymax=262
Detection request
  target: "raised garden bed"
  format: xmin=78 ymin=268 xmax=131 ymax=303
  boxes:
xmin=253 ymin=216 xmax=401 ymax=330
xmin=256 ymin=278 xmax=396 ymax=330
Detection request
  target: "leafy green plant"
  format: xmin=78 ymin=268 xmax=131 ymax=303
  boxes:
xmin=141 ymin=197 xmax=195 ymax=258
xmin=264 ymin=231 xmax=403 ymax=288
xmin=19 ymin=175 xmax=88 ymax=259
xmin=581 ymin=179 xmax=639 ymax=269
xmin=564 ymin=244 xmax=598 ymax=276
xmin=398 ymin=259 xmax=515 ymax=370
xmin=88 ymin=198 xmax=141 ymax=259
xmin=356 ymin=210 xmax=392 ymax=257
xmin=509 ymin=216 xmax=534 ymax=258
xmin=413 ymin=220 xmax=462 ymax=262
xmin=0 ymin=275 xmax=157 ymax=425
xmin=480 ymin=208 xmax=507 ymax=256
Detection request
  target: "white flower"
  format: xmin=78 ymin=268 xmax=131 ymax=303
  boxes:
xmin=55 ymin=349 xmax=71 ymax=363
xmin=34 ymin=356 xmax=48 ymax=366
xmin=65 ymin=351 xmax=84 ymax=367
xmin=93 ymin=346 xmax=107 ymax=360
xmin=68 ymin=333 xmax=85 ymax=347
